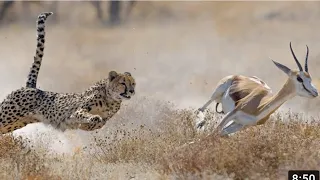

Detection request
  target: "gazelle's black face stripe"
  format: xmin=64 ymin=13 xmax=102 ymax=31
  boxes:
xmin=297 ymin=76 xmax=313 ymax=95
xmin=302 ymin=83 xmax=314 ymax=96
xmin=297 ymin=75 xmax=314 ymax=96
xmin=300 ymin=78 xmax=316 ymax=97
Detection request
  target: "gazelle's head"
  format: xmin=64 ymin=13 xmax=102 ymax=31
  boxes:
xmin=271 ymin=42 xmax=318 ymax=98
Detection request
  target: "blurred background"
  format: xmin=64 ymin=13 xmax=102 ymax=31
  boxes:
xmin=0 ymin=1 xmax=320 ymax=153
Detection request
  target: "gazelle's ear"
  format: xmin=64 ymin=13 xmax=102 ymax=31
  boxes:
xmin=270 ymin=59 xmax=291 ymax=75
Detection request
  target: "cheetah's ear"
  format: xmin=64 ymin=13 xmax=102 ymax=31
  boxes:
xmin=124 ymin=72 xmax=131 ymax=76
xmin=109 ymin=71 xmax=118 ymax=81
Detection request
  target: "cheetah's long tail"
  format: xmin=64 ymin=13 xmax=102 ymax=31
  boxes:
xmin=26 ymin=12 xmax=53 ymax=88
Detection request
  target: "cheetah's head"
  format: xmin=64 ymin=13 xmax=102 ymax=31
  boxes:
xmin=108 ymin=70 xmax=136 ymax=100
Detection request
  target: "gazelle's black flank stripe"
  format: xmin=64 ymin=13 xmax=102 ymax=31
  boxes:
xmin=26 ymin=12 xmax=53 ymax=88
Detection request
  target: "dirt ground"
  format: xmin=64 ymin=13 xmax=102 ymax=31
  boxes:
xmin=0 ymin=1 xmax=319 ymax=180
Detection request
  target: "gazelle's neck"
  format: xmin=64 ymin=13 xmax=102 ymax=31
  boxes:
xmin=258 ymin=79 xmax=296 ymax=116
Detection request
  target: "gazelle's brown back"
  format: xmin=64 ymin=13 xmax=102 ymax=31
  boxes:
xmin=229 ymin=75 xmax=272 ymax=115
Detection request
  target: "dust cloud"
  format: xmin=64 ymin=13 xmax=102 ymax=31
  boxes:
xmin=0 ymin=1 xmax=320 ymax=154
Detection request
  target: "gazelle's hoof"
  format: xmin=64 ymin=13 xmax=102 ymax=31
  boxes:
xmin=195 ymin=111 xmax=205 ymax=129
xmin=196 ymin=121 xmax=206 ymax=129
xmin=198 ymin=108 xmax=204 ymax=112
xmin=220 ymin=133 xmax=230 ymax=138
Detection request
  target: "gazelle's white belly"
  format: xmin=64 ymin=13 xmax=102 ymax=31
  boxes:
xmin=221 ymin=87 xmax=236 ymax=114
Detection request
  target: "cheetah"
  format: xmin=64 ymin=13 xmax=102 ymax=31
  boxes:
xmin=0 ymin=12 xmax=136 ymax=134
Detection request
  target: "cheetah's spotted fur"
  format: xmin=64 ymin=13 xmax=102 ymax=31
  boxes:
xmin=0 ymin=12 xmax=136 ymax=134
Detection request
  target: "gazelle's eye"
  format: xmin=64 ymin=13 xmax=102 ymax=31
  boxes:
xmin=297 ymin=76 xmax=303 ymax=83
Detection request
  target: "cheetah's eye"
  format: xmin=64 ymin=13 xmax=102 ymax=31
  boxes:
xmin=297 ymin=76 xmax=303 ymax=83
xmin=121 ymin=82 xmax=126 ymax=86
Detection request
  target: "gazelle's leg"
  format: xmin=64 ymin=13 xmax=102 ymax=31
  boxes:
xmin=220 ymin=121 xmax=244 ymax=136
xmin=213 ymin=109 xmax=237 ymax=134
xmin=220 ymin=111 xmax=257 ymax=136
xmin=233 ymin=111 xmax=257 ymax=126
xmin=196 ymin=93 xmax=221 ymax=129
xmin=198 ymin=76 xmax=233 ymax=112
xmin=196 ymin=98 xmax=216 ymax=129
xmin=196 ymin=110 xmax=206 ymax=129
xmin=196 ymin=76 xmax=234 ymax=129
xmin=198 ymin=99 xmax=214 ymax=112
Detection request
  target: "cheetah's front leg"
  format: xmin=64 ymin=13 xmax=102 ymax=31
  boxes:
xmin=78 ymin=117 xmax=108 ymax=131
xmin=69 ymin=108 xmax=103 ymax=126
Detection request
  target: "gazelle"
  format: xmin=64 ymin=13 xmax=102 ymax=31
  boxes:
xmin=196 ymin=42 xmax=318 ymax=136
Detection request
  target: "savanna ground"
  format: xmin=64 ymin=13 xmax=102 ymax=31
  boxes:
xmin=0 ymin=1 xmax=319 ymax=180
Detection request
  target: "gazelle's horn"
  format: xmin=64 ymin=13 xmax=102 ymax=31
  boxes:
xmin=305 ymin=45 xmax=309 ymax=72
xmin=290 ymin=42 xmax=303 ymax=71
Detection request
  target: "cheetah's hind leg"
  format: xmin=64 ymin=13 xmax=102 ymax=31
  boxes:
xmin=0 ymin=88 xmax=40 ymax=134
xmin=0 ymin=116 xmax=39 ymax=134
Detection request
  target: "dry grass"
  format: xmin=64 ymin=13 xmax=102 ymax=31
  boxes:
xmin=0 ymin=100 xmax=319 ymax=179
xmin=161 ymin=111 xmax=320 ymax=179
xmin=92 ymin=102 xmax=320 ymax=179
xmin=0 ymin=134 xmax=60 ymax=179
xmin=0 ymin=134 xmax=24 ymax=158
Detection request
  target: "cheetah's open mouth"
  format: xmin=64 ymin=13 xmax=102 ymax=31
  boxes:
xmin=120 ymin=94 xmax=131 ymax=99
